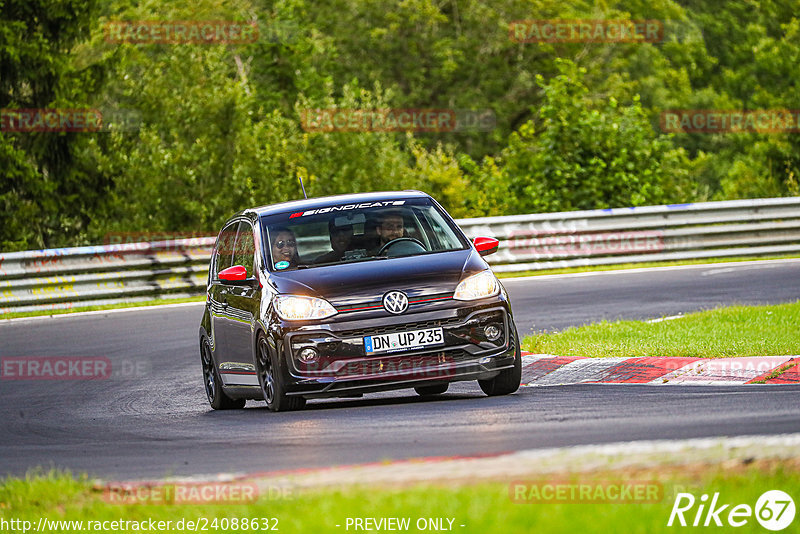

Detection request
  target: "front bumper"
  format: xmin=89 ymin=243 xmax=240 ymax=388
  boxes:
xmin=279 ymin=304 xmax=517 ymax=398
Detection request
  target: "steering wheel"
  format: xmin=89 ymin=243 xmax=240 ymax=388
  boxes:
xmin=377 ymin=237 xmax=426 ymax=257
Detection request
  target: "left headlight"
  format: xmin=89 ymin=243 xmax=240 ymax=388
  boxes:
xmin=274 ymin=295 xmax=338 ymax=321
xmin=453 ymin=270 xmax=500 ymax=301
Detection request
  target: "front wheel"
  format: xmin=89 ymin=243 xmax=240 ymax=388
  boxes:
xmin=201 ymin=339 xmax=245 ymax=410
xmin=256 ymin=334 xmax=306 ymax=412
xmin=478 ymin=327 xmax=522 ymax=396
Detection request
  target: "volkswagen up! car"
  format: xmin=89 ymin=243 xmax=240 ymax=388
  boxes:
xmin=199 ymin=191 xmax=521 ymax=411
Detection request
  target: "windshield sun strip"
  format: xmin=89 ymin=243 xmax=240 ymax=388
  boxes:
xmin=260 ymin=200 xmax=469 ymax=272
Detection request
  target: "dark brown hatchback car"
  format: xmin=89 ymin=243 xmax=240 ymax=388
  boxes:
xmin=199 ymin=191 xmax=521 ymax=411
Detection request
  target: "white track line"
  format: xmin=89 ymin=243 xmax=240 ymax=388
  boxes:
xmin=646 ymin=314 xmax=685 ymax=323
xmin=0 ymin=301 xmax=205 ymax=325
xmin=499 ymin=258 xmax=800 ymax=283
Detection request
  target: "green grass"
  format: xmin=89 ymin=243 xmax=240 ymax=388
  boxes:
xmin=0 ymin=296 xmax=205 ymax=321
xmin=494 ymin=254 xmax=800 ymax=279
xmin=523 ymin=301 xmax=800 ymax=358
xmin=1 ymin=467 xmax=798 ymax=533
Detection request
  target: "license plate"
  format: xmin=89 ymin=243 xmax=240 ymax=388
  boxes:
xmin=364 ymin=327 xmax=444 ymax=354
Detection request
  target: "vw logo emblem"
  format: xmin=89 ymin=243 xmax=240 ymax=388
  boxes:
xmin=382 ymin=291 xmax=409 ymax=314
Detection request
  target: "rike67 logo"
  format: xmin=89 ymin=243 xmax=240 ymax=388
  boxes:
xmin=668 ymin=490 xmax=795 ymax=531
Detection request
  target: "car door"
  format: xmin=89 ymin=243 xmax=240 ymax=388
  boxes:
xmin=208 ymin=222 xmax=237 ymax=366
xmin=221 ymin=220 xmax=260 ymax=387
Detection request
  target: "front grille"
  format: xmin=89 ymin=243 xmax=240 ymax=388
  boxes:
xmin=337 ymin=316 xmax=464 ymax=338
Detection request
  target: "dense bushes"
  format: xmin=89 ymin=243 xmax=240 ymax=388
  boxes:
xmin=2 ymin=0 xmax=799 ymax=250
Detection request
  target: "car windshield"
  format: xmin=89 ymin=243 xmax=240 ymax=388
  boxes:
xmin=260 ymin=198 xmax=468 ymax=271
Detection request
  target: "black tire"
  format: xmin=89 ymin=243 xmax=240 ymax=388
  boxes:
xmin=201 ymin=339 xmax=246 ymax=410
xmin=478 ymin=327 xmax=522 ymax=396
xmin=414 ymin=383 xmax=449 ymax=396
xmin=256 ymin=334 xmax=306 ymax=412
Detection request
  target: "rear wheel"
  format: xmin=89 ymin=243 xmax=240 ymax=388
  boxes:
xmin=478 ymin=327 xmax=522 ymax=396
xmin=414 ymin=384 xmax=449 ymax=396
xmin=257 ymin=334 xmax=306 ymax=412
xmin=201 ymin=339 xmax=245 ymax=410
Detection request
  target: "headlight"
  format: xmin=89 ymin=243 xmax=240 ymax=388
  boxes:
xmin=274 ymin=295 xmax=338 ymax=321
xmin=453 ymin=270 xmax=500 ymax=301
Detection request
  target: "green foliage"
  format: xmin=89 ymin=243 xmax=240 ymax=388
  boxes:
xmin=293 ymin=83 xmax=411 ymax=198
xmin=0 ymin=136 xmax=39 ymax=250
xmin=2 ymin=0 xmax=800 ymax=252
xmin=90 ymin=43 xmax=304 ymax=237
xmin=473 ymin=61 xmax=691 ymax=214
xmin=406 ymin=139 xmax=473 ymax=218
xmin=0 ymin=0 xmax=106 ymax=250
xmin=668 ymin=1 xmax=800 ymax=199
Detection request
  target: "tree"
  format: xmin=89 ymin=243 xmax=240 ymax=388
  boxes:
xmin=0 ymin=0 xmax=107 ymax=250
xmin=471 ymin=60 xmax=691 ymax=215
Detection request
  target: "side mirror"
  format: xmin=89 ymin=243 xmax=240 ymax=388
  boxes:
xmin=473 ymin=236 xmax=499 ymax=257
xmin=219 ymin=265 xmax=249 ymax=283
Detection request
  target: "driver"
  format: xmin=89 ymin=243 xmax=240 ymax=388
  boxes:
xmin=375 ymin=211 xmax=405 ymax=250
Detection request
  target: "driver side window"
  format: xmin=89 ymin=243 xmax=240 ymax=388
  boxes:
xmin=232 ymin=222 xmax=256 ymax=277
xmin=213 ymin=223 xmax=237 ymax=278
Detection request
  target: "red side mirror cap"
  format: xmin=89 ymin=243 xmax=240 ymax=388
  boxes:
xmin=219 ymin=265 xmax=248 ymax=281
xmin=473 ymin=236 xmax=499 ymax=257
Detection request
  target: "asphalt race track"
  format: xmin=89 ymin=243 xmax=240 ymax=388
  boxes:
xmin=1 ymin=260 xmax=799 ymax=480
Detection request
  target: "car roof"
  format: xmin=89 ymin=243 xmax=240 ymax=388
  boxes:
xmin=248 ymin=190 xmax=432 ymax=217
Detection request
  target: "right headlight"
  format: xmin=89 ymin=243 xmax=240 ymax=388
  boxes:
xmin=453 ymin=270 xmax=500 ymax=301
xmin=274 ymin=295 xmax=338 ymax=321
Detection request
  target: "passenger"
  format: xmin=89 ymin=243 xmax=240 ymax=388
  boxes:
xmin=315 ymin=219 xmax=354 ymax=264
xmin=270 ymin=227 xmax=300 ymax=269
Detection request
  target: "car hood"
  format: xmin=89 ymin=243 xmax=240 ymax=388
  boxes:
xmin=266 ymin=249 xmax=486 ymax=307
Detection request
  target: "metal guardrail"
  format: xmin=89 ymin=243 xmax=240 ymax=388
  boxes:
xmin=1 ymin=197 xmax=799 ymax=314
xmin=457 ymin=196 xmax=800 ymax=273
xmin=0 ymin=239 xmax=214 ymax=314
